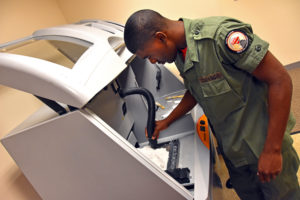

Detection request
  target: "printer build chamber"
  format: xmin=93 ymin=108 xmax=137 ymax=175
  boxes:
xmin=0 ymin=20 xmax=212 ymax=200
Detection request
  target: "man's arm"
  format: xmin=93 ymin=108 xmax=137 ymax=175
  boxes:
xmin=252 ymin=51 xmax=293 ymax=183
xmin=151 ymin=90 xmax=197 ymax=139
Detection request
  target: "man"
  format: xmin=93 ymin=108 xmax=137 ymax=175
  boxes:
xmin=124 ymin=9 xmax=299 ymax=199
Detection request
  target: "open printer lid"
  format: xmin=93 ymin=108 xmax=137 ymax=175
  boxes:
xmin=0 ymin=20 xmax=133 ymax=108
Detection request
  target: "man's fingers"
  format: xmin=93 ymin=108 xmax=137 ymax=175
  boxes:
xmin=152 ymin=133 xmax=159 ymax=140
xmin=270 ymin=170 xmax=281 ymax=180
xmin=257 ymin=171 xmax=280 ymax=183
xmin=257 ymin=172 xmax=266 ymax=183
xmin=145 ymin=128 xmax=160 ymax=140
xmin=264 ymin=173 xmax=271 ymax=183
xmin=270 ymin=173 xmax=277 ymax=180
xmin=145 ymin=128 xmax=148 ymax=138
xmin=152 ymin=130 xmax=159 ymax=140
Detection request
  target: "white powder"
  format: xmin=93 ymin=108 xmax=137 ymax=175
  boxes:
xmin=138 ymin=146 xmax=169 ymax=170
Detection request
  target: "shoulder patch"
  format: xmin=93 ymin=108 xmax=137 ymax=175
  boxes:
xmin=225 ymin=30 xmax=249 ymax=54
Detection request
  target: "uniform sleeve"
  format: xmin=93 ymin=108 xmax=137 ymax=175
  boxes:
xmin=215 ymin=18 xmax=269 ymax=73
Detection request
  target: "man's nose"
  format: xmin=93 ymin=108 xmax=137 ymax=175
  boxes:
xmin=148 ymin=57 xmax=157 ymax=64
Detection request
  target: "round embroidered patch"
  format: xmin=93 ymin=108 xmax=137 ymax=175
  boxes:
xmin=225 ymin=30 xmax=249 ymax=54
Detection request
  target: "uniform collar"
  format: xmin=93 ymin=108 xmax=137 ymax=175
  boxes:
xmin=181 ymin=18 xmax=199 ymax=68
xmin=178 ymin=18 xmax=218 ymax=72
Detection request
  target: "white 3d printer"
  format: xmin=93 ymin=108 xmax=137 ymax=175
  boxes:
xmin=0 ymin=20 xmax=213 ymax=200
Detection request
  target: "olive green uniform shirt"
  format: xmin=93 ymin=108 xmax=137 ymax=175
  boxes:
xmin=175 ymin=17 xmax=295 ymax=167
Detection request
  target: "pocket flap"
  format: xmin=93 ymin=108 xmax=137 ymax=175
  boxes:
xmin=201 ymin=78 xmax=231 ymax=97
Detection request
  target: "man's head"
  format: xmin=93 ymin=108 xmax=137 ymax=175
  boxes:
xmin=124 ymin=9 xmax=183 ymax=64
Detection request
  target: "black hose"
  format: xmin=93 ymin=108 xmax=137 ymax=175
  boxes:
xmin=119 ymin=88 xmax=158 ymax=149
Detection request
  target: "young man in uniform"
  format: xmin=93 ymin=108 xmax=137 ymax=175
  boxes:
xmin=124 ymin=9 xmax=300 ymax=199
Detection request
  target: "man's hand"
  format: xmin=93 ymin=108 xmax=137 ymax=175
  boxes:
xmin=152 ymin=119 xmax=170 ymax=139
xmin=257 ymin=150 xmax=282 ymax=183
xmin=145 ymin=90 xmax=197 ymax=140
xmin=252 ymin=51 xmax=291 ymax=183
xmin=145 ymin=119 xmax=170 ymax=140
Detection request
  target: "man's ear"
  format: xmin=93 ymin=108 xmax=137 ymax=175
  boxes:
xmin=154 ymin=32 xmax=167 ymax=43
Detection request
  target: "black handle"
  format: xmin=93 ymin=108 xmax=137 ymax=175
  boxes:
xmin=119 ymin=87 xmax=158 ymax=149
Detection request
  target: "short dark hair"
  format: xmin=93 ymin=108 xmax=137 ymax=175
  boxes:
xmin=124 ymin=9 xmax=166 ymax=54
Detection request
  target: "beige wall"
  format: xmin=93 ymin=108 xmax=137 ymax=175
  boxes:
xmin=0 ymin=0 xmax=67 ymax=43
xmin=0 ymin=1 xmax=66 ymax=199
xmin=0 ymin=0 xmax=67 ymax=136
xmin=0 ymin=0 xmax=68 ymax=137
xmin=56 ymin=0 xmax=300 ymax=65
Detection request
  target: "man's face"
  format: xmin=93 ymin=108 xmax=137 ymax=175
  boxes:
xmin=136 ymin=36 xmax=177 ymax=65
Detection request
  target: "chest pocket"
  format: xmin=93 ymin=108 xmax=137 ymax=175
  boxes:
xmin=193 ymin=76 xmax=245 ymax=123
xmin=201 ymin=78 xmax=231 ymax=97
